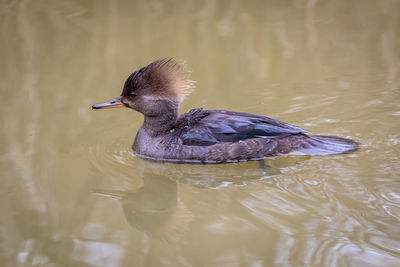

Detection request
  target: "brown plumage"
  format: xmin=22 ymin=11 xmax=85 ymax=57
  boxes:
xmin=92 ymin=59 xmax=359 ymax=164
xmin=122 ymin=58 xmax=194 ymax=103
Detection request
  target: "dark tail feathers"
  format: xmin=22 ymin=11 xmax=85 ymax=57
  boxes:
xmin=295 ymin=135 xmax=359 ymax=155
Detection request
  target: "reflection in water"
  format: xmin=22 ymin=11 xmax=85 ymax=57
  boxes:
xmin=91 ymin=158 xmax=288 ymax=239
xmin=94 ymin=173 xmax=192 ymax=240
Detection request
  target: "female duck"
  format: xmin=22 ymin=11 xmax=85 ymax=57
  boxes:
xmin=92 ymin=59 xmax=358 ymax=163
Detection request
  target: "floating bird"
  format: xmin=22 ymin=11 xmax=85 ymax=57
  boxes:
xmin=92 ymin=59 xmax=358 ymax=164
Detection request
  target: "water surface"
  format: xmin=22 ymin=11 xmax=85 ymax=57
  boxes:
xmin=1 ymin=0 xmax=400 ymax=266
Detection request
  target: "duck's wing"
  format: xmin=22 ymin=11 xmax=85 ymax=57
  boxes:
xmin=177 ymin=109 xmax=308 ymax=146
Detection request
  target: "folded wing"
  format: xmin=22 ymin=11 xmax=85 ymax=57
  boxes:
xmin=178 ymin=109 xmax=308 ymax=146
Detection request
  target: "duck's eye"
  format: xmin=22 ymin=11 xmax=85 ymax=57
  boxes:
xmin=129 ymin=91 xmax=137 ymax=97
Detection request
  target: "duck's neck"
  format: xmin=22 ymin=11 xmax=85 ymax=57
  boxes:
xmin=142 ymin=100 xmax=179 ymax=137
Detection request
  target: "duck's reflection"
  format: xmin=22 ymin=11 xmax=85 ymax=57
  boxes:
xmin=95 ymin=172 xmax=190 ymax=238
xmin=93 ymin=158 xmax=292 ymax=237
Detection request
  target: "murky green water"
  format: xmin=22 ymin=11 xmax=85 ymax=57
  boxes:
xmin=1 ymin=0 xmax=400 ymax=266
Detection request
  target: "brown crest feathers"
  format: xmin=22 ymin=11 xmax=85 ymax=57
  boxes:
xmin=132 ymin=58 xmax=195 ymax=102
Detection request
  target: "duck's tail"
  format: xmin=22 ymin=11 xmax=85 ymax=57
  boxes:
xmin=294 ymin=135 xmax=359 ymax=155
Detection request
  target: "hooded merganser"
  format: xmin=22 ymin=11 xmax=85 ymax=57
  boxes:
xmin=92 ymin=59 xmax=359 ymax=164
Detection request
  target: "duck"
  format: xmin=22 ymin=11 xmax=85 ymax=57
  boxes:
xmin=92 ymin=58 xmax=359 ymax=164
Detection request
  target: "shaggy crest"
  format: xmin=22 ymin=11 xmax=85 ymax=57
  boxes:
xmin=124 ymin=58 xmax=195 ymax=103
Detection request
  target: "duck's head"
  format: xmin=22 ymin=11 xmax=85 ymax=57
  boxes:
xmin=92 ymin=59 xmax=194 ymax=116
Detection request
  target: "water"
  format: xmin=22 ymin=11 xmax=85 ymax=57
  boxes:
xmin=1 ymin=0 xmax=400 ymax=266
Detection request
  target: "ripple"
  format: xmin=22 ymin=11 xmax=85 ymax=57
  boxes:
xmin=366 ymin=233 xmax=400 ymax=255
xmin=377 ymin=183 xmax=400 ymax=204
xmin=276 ymin=237 xmax=400 ymax=266
xmin=382 ymin=205 xmax=400 ymax=221
xmin=86 ymin=121 xmax=139 ymax=181
xmin=88 ymin=139 xmax=133 ymax=170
